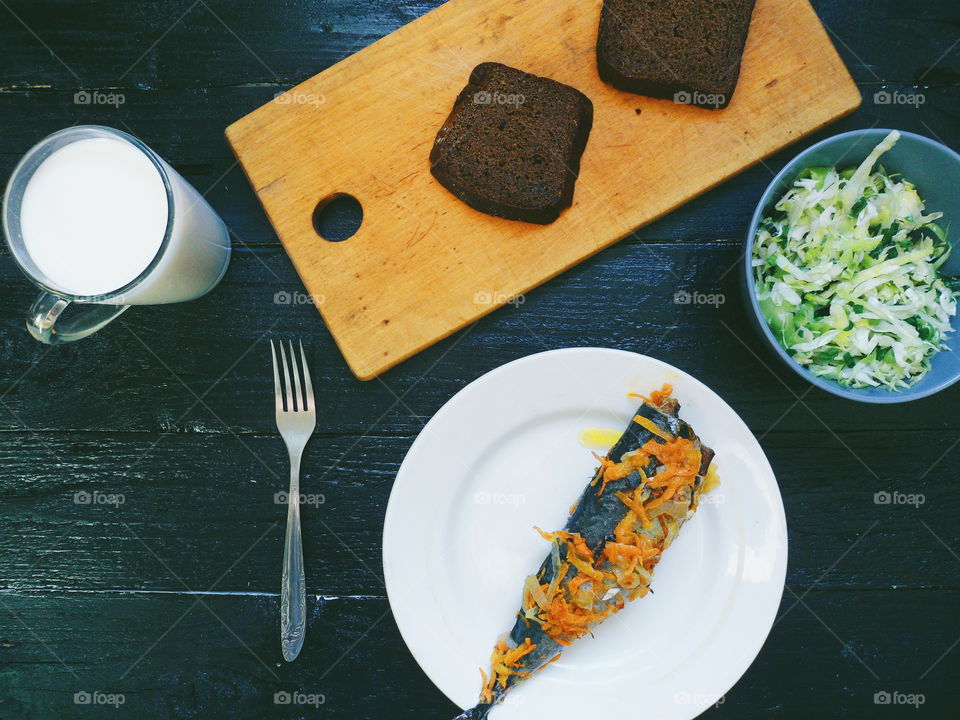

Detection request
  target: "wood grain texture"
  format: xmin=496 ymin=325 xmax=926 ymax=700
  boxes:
xmin=1 ymin=428 xmax=959 ymax=597
xmin=1 ymin=0 xmax=959 ymax=717
xmin=226 ymin=0 xmax=861 ymax=379
xmin=3 ymin=590 xmax=958 ymax=718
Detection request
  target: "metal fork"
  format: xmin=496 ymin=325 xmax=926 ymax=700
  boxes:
xmin=271 ymin=340 xmax=316 ymax=662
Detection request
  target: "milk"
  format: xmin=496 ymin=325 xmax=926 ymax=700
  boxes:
xmin=21 ymin=137 xmax=168 ymax=297
xmin=17 ymin=134 xmax=230 ymax=303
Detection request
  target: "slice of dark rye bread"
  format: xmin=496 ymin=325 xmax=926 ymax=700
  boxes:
xmin=429 ymin=63 xmax=594 ymax=225
xmin=597 ymin=0 xmax=757 ymax=109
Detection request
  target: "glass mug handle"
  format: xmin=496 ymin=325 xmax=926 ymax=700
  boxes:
xmin=27 ymin=291 xmax=130 ymax=344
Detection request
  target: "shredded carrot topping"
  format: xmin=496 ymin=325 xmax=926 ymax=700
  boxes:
xmin=479 ymin=668 xmax=492 ymax=704
xmin=534 ymin=527 xmax=593 ymax=560
xmin=633 ymin=414 xmax=673 ymax=441
xmin=614 ymin=489 xmax=652 ymax=530
xmin=567 ymin=573 xmax=591 ymax=595
xmin=648 ymin=383 xmax=674 ymax=406
xmin=567 ymin=551 xmax=609 ymax=583
xmin=590 ymin=410 xmax=690 ymax=500
xmin=482 ymin=638 xmax=537 ymax=701
xmin=592 ymin=449 xmax=650 ymax=497
xmin=614 ymin=510 xmax=638 ymax=545
xmin=556 ymin=531 xmax=593 ymax=560
xmin=592 ymin=453 xmax=628 ymax=496
xmin=629 ymin=383 xmax=674 ymax=406
xmin=603 ymin=541 xmax=650 ymax=560
xmin=642 ymin=437 xmax=702 ymax=509
xmin=540 ymin=594 xmax=613 ymax=645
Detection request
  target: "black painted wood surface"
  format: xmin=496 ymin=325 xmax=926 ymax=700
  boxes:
xmin=0 ymin=1 xmax=958 ymax=718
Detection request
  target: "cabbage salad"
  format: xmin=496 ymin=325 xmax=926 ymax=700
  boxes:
xmin=752 ymin=130 xmax=957 ymax=389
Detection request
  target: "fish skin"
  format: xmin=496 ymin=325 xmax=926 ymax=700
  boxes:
xmin=451 ymin=704 xmax=493 ymax=720
xmin=452 ymin=397 xmax=714 ymax=719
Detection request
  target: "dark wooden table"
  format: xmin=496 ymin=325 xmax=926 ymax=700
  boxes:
xmin=1 ymin=1 xmax=958 ymax=718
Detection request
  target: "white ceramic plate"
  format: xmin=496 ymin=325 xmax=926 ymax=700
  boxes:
xmin=383 ymin=348 xmax=787 ymax=719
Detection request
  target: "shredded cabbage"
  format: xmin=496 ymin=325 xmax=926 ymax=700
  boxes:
xmin=752 ymin=130 xmax=958 ymax=390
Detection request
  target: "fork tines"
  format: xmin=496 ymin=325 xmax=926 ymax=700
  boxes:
xmin=270 ymin=340 xmax=314 ymax=414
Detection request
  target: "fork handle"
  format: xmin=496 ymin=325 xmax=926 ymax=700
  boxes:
xmin=280 ymin=454 xmax=306 ymax=661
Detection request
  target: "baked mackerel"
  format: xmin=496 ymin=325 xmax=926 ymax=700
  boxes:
xmin=454 ymin=386 xmax=716 ymax=720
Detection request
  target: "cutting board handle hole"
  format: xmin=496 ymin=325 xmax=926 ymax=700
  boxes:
xmin=313 ymin=193 xmax=363 ymax=242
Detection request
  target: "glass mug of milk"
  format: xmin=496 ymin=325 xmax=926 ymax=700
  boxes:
xmin=3 ymin=125 xmax=230 ymax=343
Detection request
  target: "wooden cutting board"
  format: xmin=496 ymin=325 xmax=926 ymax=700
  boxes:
xmin=226 ymin=0 xmax=860 ymax=380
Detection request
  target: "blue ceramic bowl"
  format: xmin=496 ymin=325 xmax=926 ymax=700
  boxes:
xmin=743 ymin=129 xmax=960 ymax=403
